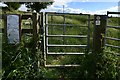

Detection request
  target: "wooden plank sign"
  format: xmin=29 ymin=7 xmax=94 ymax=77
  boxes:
xmin=6 ymin=14 xmax=21 ymax=44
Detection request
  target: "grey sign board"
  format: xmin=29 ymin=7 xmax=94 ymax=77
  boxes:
xmin=7 ymin=14 xmax=20 ymax=44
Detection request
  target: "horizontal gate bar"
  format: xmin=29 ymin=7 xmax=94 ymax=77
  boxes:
xmin=107 ymin=11 xmax=120 ymax=15
xmin=105 ymin=44 xmax=120 ymax=49
xmin=45 ymin=64 xmax=80 ymax=67
xmin=108 ymin=16 xmax=120 ymax=18
xmin=47 ymin=24 xmax=88 ymax=27
xmin=47 ymin=44 xmax=87 ymax=47
xmin=47 ymin=52 xmax=85 ymax=55
xmin=0 ymin=28 xmax=33 ymax=33
xmin=46 ymin=12 xmax=90 ymax=16
xmin=106 ymin=37 xmax=120 ymax=41
xmin=107 ymin=26 xmax=120 ymax=29
xmin=47 ymin=35 xmax=87 ymax=38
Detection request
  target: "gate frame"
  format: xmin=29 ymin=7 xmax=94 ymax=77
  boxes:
xmin=42 ymin=12 xmax=91 ymax=67
xmin=105 ymin=11 xmax=120 ymax=50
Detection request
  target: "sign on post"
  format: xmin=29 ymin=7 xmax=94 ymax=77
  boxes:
xmin=96 ymin=16 xmax=101 ymax=25
xmin=6 ymin=14 xmax=21 ymax=44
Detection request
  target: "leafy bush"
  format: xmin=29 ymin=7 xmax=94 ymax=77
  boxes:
xmin=80 ymin=48 xmax=119 ymax=80
xmin=96 ymin=49 xmax=118 ymax=80
xmin=2 ymin=35 xmax=44 ymax=80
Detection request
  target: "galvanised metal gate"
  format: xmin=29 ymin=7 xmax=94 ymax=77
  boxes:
xmin=105 ymin=12 xmax=120 ymax=54
xmin=42 ymin=12 xmax=90 ymax=67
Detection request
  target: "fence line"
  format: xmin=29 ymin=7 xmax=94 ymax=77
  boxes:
xmin=0 ymin=12 xmax=119 ymax=67
xmin=105 ymin=11 xmax=120 ymax=52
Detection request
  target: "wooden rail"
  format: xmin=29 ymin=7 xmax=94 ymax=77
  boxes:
xmin=0 ymin=28 xmax=34 ymax=34
xmin=107 ymin=11 xmax=120 ymax=15
xmin=0 ymin=13 xmax=32 ymax=19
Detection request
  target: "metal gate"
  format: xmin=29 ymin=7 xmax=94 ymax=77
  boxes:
xmin=42 ymin=12 xmax=90 ymax=67
xmin=105 ymin=12 xmax=120 ymax=54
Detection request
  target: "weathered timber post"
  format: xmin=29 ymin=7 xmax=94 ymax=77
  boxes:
xmin=32 ymin=13 xmax=39 ymax=72
xmin=91 ymin=15 xmax=107 ymax=80
xmin=93 ymin=15 xmax=107 ymax=53
xmin=4 ymin=14 xmax=7 ymax=43
xmin=40 ymin=12 xmax=45 ymax=66
xmin=32 ymin=13 xmax=39 ymax=52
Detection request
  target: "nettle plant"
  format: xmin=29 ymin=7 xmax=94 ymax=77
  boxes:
xmin=96 ymin=49 xmax=118 ymax=80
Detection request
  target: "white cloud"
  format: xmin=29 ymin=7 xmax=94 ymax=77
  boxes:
xmin=84 ymin=0 xmax=119 ymax=2
xmin=0 ymin=3 xmax=7 ymax=7
xmin=41 ymin=4 xmax=118 ymax=16
xmin=52 ymin=0 xmax=119 ymax=7
xmin=53 ymin=0 xmax=72 ymax=7
xmin=45 ymin=0 xmax=119 ymax=15
xmin=18 ymin=4 xmax=27 ymax=11
xmin=94 ymin=6 xmax=118 ymax=15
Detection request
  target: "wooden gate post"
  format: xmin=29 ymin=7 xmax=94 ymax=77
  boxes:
xmin=93 ymin=15 xmax=107 ymax=53
xmin=32 ymin=12 xmax=39 ymax=52
xmin=91 ymin=15 xmax=107 ymax=79
xmin=32 ymin=13 xmax=39 ymax=71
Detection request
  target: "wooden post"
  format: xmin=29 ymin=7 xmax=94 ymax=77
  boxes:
xmin=4 ymin=14 xmax=7 ymax=43
xmin=93 ymin=15 xmax=107 ymax=53
xmin=91 ymin=15 xmax=107 ymax=80
xmin=40 ymin=12 xmax=44 ymax=66
xmin=32 ymin=13 xmax=38 ymax=52
xmin=32 ymin=12 xmax=39 ymax=72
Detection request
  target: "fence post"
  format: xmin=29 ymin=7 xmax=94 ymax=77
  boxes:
xmin=4 ymin=14 xmax=7 ymax=43
xmin=91 ymin=15 xmax=107 ymax=79
xmin=32 ymin=13 xmax=39 ymax=72
xmin=93 ymin=15 xmax=107 ymax=53
xmin=40 ymin=12 xmax=45 ymax=66
xmin=32 ymin=13 xmax=39 ymax=52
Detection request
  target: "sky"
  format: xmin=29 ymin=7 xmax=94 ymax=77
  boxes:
xmin=0 ymin=0 xmax=120 ymax=15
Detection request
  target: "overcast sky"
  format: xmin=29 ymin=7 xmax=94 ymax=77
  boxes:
xmin=0 ymin=0 xmax=120 ymax=15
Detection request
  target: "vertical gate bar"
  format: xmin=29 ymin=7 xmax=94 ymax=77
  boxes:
xmin=43 ymin=12 xmax=46 ymax=66
xmin=51 ymin=15 xmax=53 ymax=41
xmin=87 ymin=15 xmax=90 ymax=53
xmin=63 ymin=14 xmax=66 ymax=44
xmin=39 ymin=12 xmax=42 ymax=66
xmin=46 ymin=13 xmax=49 ymax=54
xmin=104 ymin=13 xmax=108 ymax=48
xmin=41 ymin=12 xmax=45 ymax=66
xmin=45 ymin=13 xmax=49 ymax=66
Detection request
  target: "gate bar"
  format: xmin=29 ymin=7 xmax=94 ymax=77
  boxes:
xmin=47 ymin=44 xmax=87 ymax=47
xmin=46 ymin=12 xmax=90 ymax=16
xmin=45 ymin=64 xmax=80 ymax=67
xmin=105 ymin=44 xmax=120 ymax=49
xmin=47 ymin=35 xmax=87 ymax=38
xmin=106 ymin=37 xmax=120 ymax=41
xmin=107 ymin=11 xmax=120 ymax=15
xmin=107 ymin=26 xmax=120 ymax=29
xmin=47 ymin=24 xmax=88 ymax=27
xmin=47 ymin=52 xmax=85 ymax=55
